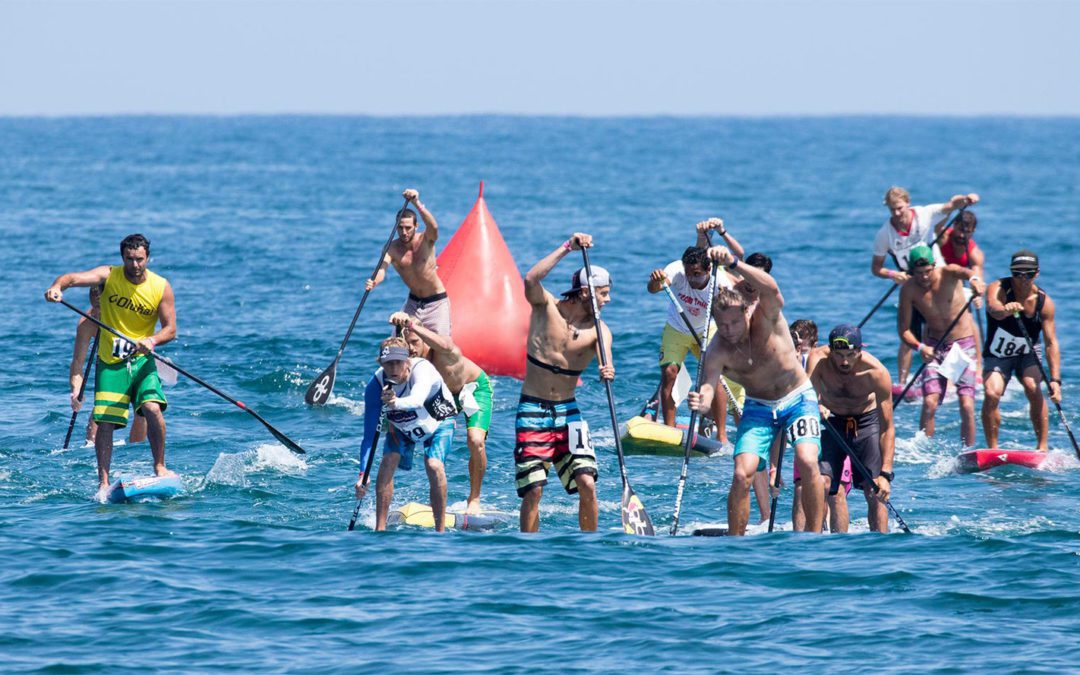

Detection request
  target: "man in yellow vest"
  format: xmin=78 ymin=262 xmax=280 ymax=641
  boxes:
xmin=45 ymin=234 xmax=177 ymax=494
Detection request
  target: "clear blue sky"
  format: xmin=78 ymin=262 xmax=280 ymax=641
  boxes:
xmin=1 ymin=0 xmax=1076 ymax=116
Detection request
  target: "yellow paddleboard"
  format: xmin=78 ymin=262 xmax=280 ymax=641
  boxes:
xmin=389 ymin=502 xmax=512 ymax=531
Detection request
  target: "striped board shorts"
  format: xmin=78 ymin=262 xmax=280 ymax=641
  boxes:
xmin=513 ymin=395 xmax=598 ymax=497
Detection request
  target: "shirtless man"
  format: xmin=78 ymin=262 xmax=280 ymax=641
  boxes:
xmin=366 ymin=188 xmax=451 ymax=335
xmin=516 ymin=233 xmax=614 ymax=533
xmin=69 ymin=284 xmax=147 ymax=445
xmin=938 ymin=210 xmax=987 ymax=374
xmin=872 ymin=187 xmax=979 ymax=384
xmin=808 ymin=325 xmax=896 ymax=533
xmin=45 ymin=234 xmax=176 ymax=493
xmin=688 ymin=245 xmax=825 ymax=536
xmin=389 ymin=311 xmax=494 ymax=513
xmin=898 ymin=244 xmax=985 ymax=445
xmin=981 ymin=250 xmax=1062 ymax=450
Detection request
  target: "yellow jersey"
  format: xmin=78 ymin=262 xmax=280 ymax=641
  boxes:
xmin=98 ymin=265 xmax=167 ymax=364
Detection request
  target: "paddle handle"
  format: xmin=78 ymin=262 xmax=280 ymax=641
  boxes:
xmin=58 ymin=299 xmax=307 ymax=455
xmin=1012 ymin=313 xmax=1079 ymax=459
xmin=63 ymin=336 xmax=98 ymax=450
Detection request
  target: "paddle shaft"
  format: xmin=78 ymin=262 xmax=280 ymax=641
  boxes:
xmin=893 ymin=291 xmax=978 ymax=405
xmin=581 ymin=248 xmax=654 ymax=535
xmin=62 ymin=336 xmax=98 ymax=450
xmin=670 ymin=268 xmax=718 ymax=535
xmin=333 ymin=199 xmax=409 ymax=361
xmin=820 ymin=418 xmax=911 ymax=533
xmin=347 ymin=424 xmax=382 ymax=531
xmin=1011 ymin=312 xmax=1080 ymax=459
xmin=859 ymin=208 xmax=965 ymax=329
xmin=59 ymin=299 xmax=306 ymax=454
xmin=767 ymin=429 xmax=785 ymax=533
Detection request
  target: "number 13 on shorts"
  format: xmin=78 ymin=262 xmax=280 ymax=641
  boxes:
xmin=567 ymin=419 xmax=596 ymax=458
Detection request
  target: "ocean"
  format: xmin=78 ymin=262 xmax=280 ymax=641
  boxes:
xmin=1 ymin=116 xmax=1078 ymax=672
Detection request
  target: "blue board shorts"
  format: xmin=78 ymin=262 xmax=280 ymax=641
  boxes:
xmin=735 ymin=381 xmax=822 ymax=471
xmin=384 ymin=418 xmax=455 ymax=471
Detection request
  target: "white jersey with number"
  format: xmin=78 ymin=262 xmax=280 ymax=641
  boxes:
xmin=872 ymin=204 xmax=948 ymax=271
xmin=663 ymin=260 xmax=733 ymax=335
xmin=376 ymin=358 xmax=457 ymax=442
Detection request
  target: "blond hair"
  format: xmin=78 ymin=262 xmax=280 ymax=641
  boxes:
xmin=376 ymin=336 xmax=409 ymax=363
xmin=713 ymin=288 xmax=750 ymax=312
xmin=883 ymin=186 xmax=910 ymax=205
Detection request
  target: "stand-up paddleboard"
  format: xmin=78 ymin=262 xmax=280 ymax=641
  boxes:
xmin=387 ymin=502 xmax=512 ymax=531
xmin=620 ymin=415 xmax=724 ymax=457
xmin=956 ymin=449 xmax=1047 ymax=474
xmin=692 ymin=527 xmax=729 ymax=537
xmin=102 ymin=475 xmax=183 ymax=504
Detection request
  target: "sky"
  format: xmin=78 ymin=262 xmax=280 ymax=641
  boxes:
xmin=1 ymin=0 xmax=1077 ymax=116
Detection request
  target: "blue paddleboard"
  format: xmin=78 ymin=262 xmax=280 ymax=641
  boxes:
xmin=104 ymin=475 xmax=183 ymax=503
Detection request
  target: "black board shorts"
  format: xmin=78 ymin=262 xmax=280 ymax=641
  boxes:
xmin=820 ymin=409 xmax=881 ymax=495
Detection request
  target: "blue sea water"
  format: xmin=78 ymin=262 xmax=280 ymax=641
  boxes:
xmin=1 ymin=116 xmax=1078 ymax=672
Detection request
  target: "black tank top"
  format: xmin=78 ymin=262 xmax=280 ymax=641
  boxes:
xmin=983 ymin=278 xmax=1045 ymax=357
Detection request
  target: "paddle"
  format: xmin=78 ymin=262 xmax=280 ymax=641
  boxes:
xmin=820 ymin=420 xmax=912 ymax=533
xmin=858 ymin=207 xmax=966 ymax=329
xmin=765 ymin=430 xmax=787 ymax=532
xmin=1011 ymin=312 xmax=1080 ymax=460
xmin=347 ymin=423 xmax=382 ymax=531
xmin=305 ymin=198 xmax=410 ymax=406
xmin=581 ymin=247 xmax=655 ymax=535
xmin=893 ymin=291 xmax=978 ymax=405
xmin=669 ymin=269 xmax=718 ymax=536
xmin=59 ymin=299 xmax=307 ymax=454
xmin=62 ymin=336 xmax=98 ymax=450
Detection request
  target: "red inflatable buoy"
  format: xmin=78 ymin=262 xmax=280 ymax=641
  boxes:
xmin=437 ymin=182 xmax=529 ymax=379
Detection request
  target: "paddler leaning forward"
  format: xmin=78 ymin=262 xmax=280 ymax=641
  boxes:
xmin=688 ymin=245 xmax=825 ymax=535
xmin=389 ymin=310 xmax=494 ymax=514
xmin=516 ymin=232 xmax=614 ymax=533
xmin=44 ymin=234 xmax=176 ymax=495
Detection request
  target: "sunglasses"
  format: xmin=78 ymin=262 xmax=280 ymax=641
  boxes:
xmin=1011 ymin=270 xmax=1037 ymax=279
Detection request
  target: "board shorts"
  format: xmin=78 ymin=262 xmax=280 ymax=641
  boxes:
xmin=456 ymin=371 xmax=494 ymax=434
xmin=983 ymin=345 xmax=1042 ymax=387
xmin=921 ymin=335 xmax=978 ymax=398
xmin=820 ymin=410 xmax=881 ymax=495
xmin=93 ymin=356 xmax=167 ymax=428
xmin=514 ymin=395 xmax=598 ymax=497
xmin=657 ymin=324 xmax=744 ymax=413
xmin=402 ymin=292 xmax=452 ymax=336
xmin=384 ymin=418 xmax=455 ymax=471
xmin=734 ymin=381 xmax=821 ymax=472
xmin=794 ymin=453 xmax=852 ymax=494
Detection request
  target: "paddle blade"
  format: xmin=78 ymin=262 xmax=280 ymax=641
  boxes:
xmin=672 ymin=364 xmax=693 ymax=408
xmin=268 ymin=426 xmax=306 ymax=455
xmin=622 ymin=485 xmax=655 ymax=536
xmin=305 ymin=360 xmax=338 ymax=406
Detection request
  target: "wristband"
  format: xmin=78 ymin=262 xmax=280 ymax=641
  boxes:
xmin=914 ymin=342 xmax=925 ymax=352
xmin=969 ymin=275 xmax=980 ymax=283
xmin=726 ymin=259 xmax=739 ymax=271
xmin=562 ymin=239 xmax=573 ymax=252
xmin=1052 ymin=378 xmax=1062 ymax=385
xmin=880 ymin=471 xmax=894 ymax=482
xmin=718 ymin=229 xmax=728 ymax=237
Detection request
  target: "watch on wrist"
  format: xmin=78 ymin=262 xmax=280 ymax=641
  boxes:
xmin=1052 ymin=378 xmax=1062 ymax=385
xmin=880 ymin=471 xmax=894 ymax=482
xmin=726 ymin=259 xmax=739 ymax=270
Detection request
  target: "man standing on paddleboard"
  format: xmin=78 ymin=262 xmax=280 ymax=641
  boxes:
xmin=365 ymin=188 xmax=452 ymax=335
xmin=515 ymin=233 xmax=613 ymax=533
xmin=898 ymin=244 xmax=985 ymax=446
xmin=69 ymin=284 xmax=148 ymax=446
xmin=45 ymin=234 xmax=176 ymax=495
xmin=808 ymin=325 xmax=896 ymax=533
xmin=981 ymin=250 xmax=1062 ymax=451
xmin=389 ymin=311 xmax=494 ymax=514
xmin=872 ymin=187 xmax=978 ymax=387
xmin=688 ymin=245 xmax=827 ymax=536
xmin=646 ymin=218 xmax=744 ymax=443
xmin=354 ymin=336 xmax=458 ymax=532
xmin=938 ymin=209 xmax=987 ymax=376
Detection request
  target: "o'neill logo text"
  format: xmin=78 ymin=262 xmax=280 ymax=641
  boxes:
xmin=108 ymin=293 xmax=155 ymax=316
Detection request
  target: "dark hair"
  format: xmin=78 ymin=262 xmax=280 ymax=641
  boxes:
xmin=745 ymin=252 xmax=772 ymax=273
xmin=398 ymin=209 xmax=418 ymax=225
xmin=120 ymin=234 xmax=150 ymax=256
xmin=957 ymin=210 xmax=977 ymax=229
xmin=790 ymin=319 xmax=818 ymax=346
xmin=681 ymin=246 xmax=710 ymax=270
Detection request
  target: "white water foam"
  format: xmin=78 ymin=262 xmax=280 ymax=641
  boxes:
xmin=327 ymin=393 xmax=364 ymax=417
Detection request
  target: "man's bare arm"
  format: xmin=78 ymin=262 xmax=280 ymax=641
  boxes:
xmin=524 ymin=233 xmax=591 ymax=306
xmin=44 ymin=266 xmax=111 ymax=302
